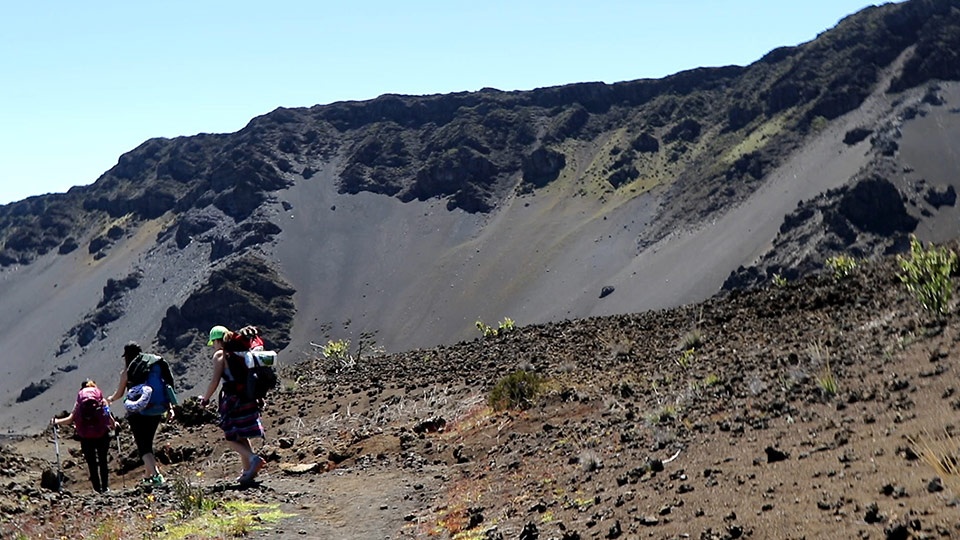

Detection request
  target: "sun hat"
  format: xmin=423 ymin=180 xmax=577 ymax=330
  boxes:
xmin=208 ymin=325 xmax=229 ymax=346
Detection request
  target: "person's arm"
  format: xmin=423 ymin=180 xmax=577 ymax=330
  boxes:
xmin=106 ymin=367 xmax=128 ymax=403
xmin=51 ymin=411 xmax=74 ymax=426
xmin=103 ymin=398 xmax=117 ymax=429
xmin=199 ymin=351 xmax=226 ymax=406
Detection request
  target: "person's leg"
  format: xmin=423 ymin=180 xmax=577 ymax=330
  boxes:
xmin=143 ymin=452 xmax=159 ymax=477
xmin=128 ymin=414 xmax=163 ymax=480
xmin=233 ymin=437 xmax=265 ymax=483
xmin=220 ymin=395 xmax=265 ymax=481
xmin=227 ymin=438 xmax=254 ymax=472
xmin=96 ymin=435 xmax=110 ymax=491
xmin=80 ymin=438 xmax=102 ymax=492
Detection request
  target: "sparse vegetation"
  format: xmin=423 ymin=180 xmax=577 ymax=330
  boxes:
xmin=773 ymin=273 xmax=788 ymax=287
xmin=703 ymin=373 xmax=721 ymax=387
xmin=680 ymin=328 xmax=703 ymax=351
xmin=815 ymin=362 xmax=838 ymax=398
xmin=898 ymin=235 xmax=957 ymax=315
xmin=676 ymin=348 xmax=696 ymax=369
xmin=826 ymin=254 xmax=858 ymax=280
xmin=908 ymin=428 xmax=960 ymax=497
xmin=160 ymin=500 xmax=295 ymax=539
xmin=314 ymin=332 xmax=385 ymax=372
xmin=810 ymin=115 xmax=829 ymax=132
xmin=321 ymin=338 xmax=350 ymax=361
xmin=476 ymin=317 xmax=516 ymax=338
xmin=647 ymin=404 xmax=679 ymax=425
xmin=488 ymin=370 xmax=541 ymax=411
xmin=171 ymin=474 xmax=215 ymax=517
xmin=809 ymin=342 xmax=838 ymax=398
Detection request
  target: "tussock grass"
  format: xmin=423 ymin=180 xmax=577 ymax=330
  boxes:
xmin=907 ymin=428 xmax=960 ymax=498
xmin=809 ymin=341 xmax=838 ymax=398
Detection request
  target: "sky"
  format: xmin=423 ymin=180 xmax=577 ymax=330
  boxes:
xmin=0 ymin=1 xmax=894 ymax=205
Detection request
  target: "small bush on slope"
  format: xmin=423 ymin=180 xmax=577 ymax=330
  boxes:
xmin=488 ymin=370 xmax=541 ymax=411
xmin=898 ymin=235 xmax=958 ymax=316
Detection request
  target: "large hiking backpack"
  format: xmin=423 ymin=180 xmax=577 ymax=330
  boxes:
xmin=223 ymin=335 xmax=278 ymax=401
xmin=126 ymin=353 xmax=178 ymax=416
xmin=75 ymin=387 xmax=111 ymax=439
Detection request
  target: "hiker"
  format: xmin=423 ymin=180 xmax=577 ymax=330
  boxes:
xmin=51 ymin=380 xmax=115 ymax=493
xmin=199 ymin=324 xmax=267 ymax=484
xmin=106 ymin=341 xmax=176 ymax=487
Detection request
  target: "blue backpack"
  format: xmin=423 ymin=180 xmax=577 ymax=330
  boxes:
xmin=127 ymin=354 xmax=178 ymax=416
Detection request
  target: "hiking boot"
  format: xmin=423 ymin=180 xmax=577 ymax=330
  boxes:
xmin=238 ymin=455 xmax=265 ymax=484
xmin=142 ymin=474 xmax=164 ymax=487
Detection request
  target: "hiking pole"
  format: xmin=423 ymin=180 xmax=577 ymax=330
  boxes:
xmin=53 ymin=425 xmax=63 ymax=494
xmin=115 ymin=427 xmax=125 ymax=489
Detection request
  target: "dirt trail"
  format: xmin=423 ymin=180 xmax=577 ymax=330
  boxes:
xmin=252 ymin=467 xmax=442 ymax=539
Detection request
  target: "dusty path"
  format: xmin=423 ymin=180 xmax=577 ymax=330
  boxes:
xmin=249 ymin=466 xmax=442 ymax=539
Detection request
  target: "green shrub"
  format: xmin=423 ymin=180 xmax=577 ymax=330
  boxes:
xmin=772 ymin=273 xmax=788 ymax=287
xmin=476 ymin=317 xmax=516 ymax=338
xmin=476 ymin=320 xmax=495 ymax=337
xmin=898 ymin=235 xmax=958 ymax=315
xmin=322 ymin=339 xmax=350 ymax=360
xmin=826 ymin=254 xmax=858 ymax=280
xmin=489 ymin=370 xmax=541 ymax=411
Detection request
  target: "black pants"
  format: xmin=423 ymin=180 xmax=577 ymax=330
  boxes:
xmin=80 ymin=435 xmax=111 ymax=493
xmin=127 ymin=413 xmax=162 ymax=457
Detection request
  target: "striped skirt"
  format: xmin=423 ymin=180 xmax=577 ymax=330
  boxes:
xmin=218 ymin=394 xmax=265 ymax=442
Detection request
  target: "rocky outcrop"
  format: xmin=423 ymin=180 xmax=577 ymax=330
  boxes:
xmin=58 ymin=271 xmax=143 ymax=354
xmin=722 ymin=175 xmax=918 ymax=291
xmin=157 ymin=256 xmax=295 ymax=382
xmin=16 ymin=378 xmax=53 ymax=403
xmin=521 ymin=148 xmax=567 ymax=189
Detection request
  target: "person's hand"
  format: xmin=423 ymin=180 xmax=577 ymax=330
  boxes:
xmin=50 ymin=417 xmax=56 ymax=426
xmin=200 ymin=397 xmax=210 ymax=407
xmin=238 ymin=326 xmax=258 ymax=337
xmin=167 ymin=407 xmax=176 ymax=420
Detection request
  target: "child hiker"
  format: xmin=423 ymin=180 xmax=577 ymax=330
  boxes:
xmin=51 ymin=380 xmax=116 ymax=493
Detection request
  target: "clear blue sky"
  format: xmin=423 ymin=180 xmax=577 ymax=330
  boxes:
xmin=0 ymin=1 xmax=892 ymax=205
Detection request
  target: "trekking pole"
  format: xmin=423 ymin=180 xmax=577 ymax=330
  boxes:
xmin=53 ymin=425 xmax=63 ymax=494
xmin=115 ymin=427 xmax=125 ymax=489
